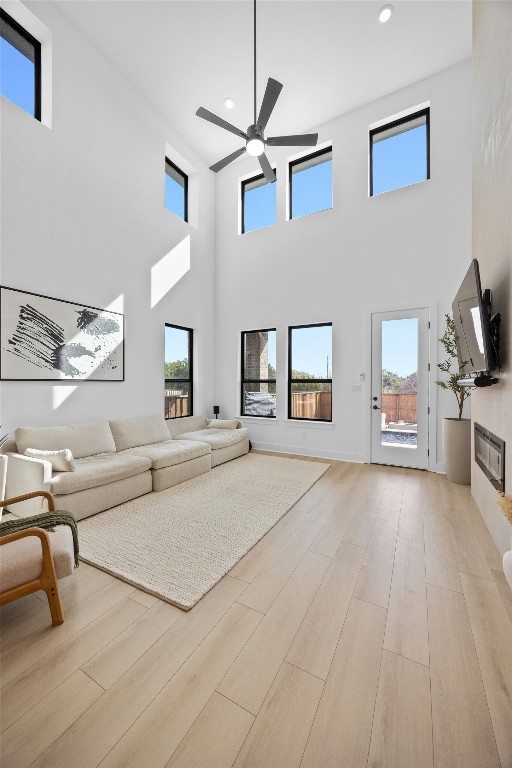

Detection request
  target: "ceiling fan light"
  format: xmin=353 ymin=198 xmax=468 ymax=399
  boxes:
xmin=246 ymin=137 xmax=265 ymax=156
xmin=224 ymin=97 xmax=234 ymax=109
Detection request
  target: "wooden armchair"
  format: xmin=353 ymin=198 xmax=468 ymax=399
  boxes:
xmin=0 ymin=491 xmax=75 ymax=626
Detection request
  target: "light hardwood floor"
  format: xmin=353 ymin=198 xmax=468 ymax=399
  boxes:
xmin=1 ymin=458 xmax=511 ymax=768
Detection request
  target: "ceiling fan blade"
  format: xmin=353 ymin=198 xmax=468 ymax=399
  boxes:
xmin=196 ymin=107 xmax=248 ymax=140
xmin=266 ymin=133 xmax=319 ymax=147
xmin=258 ymin=152 xmax=276 ymax=183
xmin=256 ymin=78 xmax=283 ymax=130
xmin=210 ymin=147 xmax=247 ymax=173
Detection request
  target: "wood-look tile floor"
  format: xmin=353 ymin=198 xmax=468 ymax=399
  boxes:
xmin=1 ymin=458 xmax=511 ymax=768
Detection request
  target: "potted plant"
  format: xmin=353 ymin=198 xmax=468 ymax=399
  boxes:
xmin=436 ymin=314 xmax=471 ymax=484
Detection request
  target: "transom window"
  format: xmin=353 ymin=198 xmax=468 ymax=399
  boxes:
xmin=289 ymin=146 xmax=332 ymax=219
xmin=165 ymin=324 xmax=193 ymax=418
xmin=241 ymin=329 xmax=277 ymax=418
xmin=165 ymin=158 xmax=188 ymax=222
xmin=370 ymin=108 xmax=430 ymax=196
xmin=241 ymin=171 xmax=276 ymax=234
xmin=0 ymin=9 xmax=41 ymax=120
xmin=288 ymin=323 xmax=332 ymax=422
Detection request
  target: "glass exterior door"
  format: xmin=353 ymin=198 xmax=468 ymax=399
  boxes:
xmin=370 ymin=308 xmax=429 ymax=469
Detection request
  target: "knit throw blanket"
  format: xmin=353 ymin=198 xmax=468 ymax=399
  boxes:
xmin=0 ymin=512 xmax=80 ymax=567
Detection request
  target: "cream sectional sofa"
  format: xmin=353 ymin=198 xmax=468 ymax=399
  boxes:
xmin=3 ymin=415 xmax=249 ymax=520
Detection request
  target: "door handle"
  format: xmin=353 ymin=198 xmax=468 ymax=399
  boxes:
xmin=372 ymin=405 xmax=381 ymax=410
xmin=372 ymin=396 xmax=378 ymax=401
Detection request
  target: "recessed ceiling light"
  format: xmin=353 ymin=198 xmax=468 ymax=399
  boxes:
xmin=224 ymin=97 xmax=234 ymax=109
xmin=378 ymin=4 xmax=393 ymax=23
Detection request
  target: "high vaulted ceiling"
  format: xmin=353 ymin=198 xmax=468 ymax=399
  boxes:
xmin=53 ymin=0 xmax=472 ymax=166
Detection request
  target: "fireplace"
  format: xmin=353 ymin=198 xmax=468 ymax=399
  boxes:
xmin=474 ymin=423 xmax=505 ymax=492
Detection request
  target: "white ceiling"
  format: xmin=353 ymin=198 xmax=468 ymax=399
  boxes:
xmin=54 ymin=0 xmax=472 ymax=166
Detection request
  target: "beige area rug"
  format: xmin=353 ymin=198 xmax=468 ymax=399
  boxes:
xmin=77 ymin=453 xmax=329 ymax=610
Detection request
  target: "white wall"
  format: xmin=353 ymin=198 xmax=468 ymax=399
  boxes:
xmin=0 ymin=1 xmax=216 ymax=434
xmin=471 ymin=0 xmax=512 ymax=557
xmin=214 ymin=61 xmax=472 ymax=464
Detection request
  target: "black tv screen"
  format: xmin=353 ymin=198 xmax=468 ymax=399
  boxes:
xmin=452 ymin=259 xmax=494 ymax=375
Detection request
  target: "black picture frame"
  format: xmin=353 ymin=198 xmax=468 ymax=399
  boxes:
xmin=0 ymin=286 xmax=125 ymax=381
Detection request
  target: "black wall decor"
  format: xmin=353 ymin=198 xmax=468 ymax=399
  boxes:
xmin=0 ymin=286 xmax=124 ymax=381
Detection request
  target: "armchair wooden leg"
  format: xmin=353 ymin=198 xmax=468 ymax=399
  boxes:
xmin=44 ymin=581 xmax=64 ymax=626
xmin=39 ymin=536 xmax=65 ymax=626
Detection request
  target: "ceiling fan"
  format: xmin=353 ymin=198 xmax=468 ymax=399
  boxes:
xmin=196 ymin=0 xmax=318 ymax=183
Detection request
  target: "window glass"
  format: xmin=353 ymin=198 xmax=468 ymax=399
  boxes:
xmin=241 ymin=329 xmax=276 ymax=417
xmin=165 ymin=159 xmax=188 ymax=221
xmin=165 ymin=324 xmax=193 ymax=418
xmin=0 ymin=10 xmax=40 ymax=119
xmin=289 ymin=324 xmax=332 ymax=421
xmin=370 ymin=109 xmax=429 ymax=196
xmin=242 ymin=172 xmax=276 ymax=233
xmin=290 ymin=148 xmax=332 ymax=219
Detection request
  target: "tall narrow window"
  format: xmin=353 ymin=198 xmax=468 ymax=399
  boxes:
xmin=165 ymin=324 xmax=193 ymax=418
xmin=165 ymin=158 xmax=188 ymax=222
xmin=0 ymin=9 xmax=41 ymax=120
xmin=241 ymin=329 xmax=277 ymax=417
xmin=289 ymin=146 xmax=332 ymax=219
xmin=370 ymin=108 xmax=429 ymax=196
xmin=288 ymin=323 xmax=332 ymax=422
xmin=241 ymin=171 xmax=276 ymax=234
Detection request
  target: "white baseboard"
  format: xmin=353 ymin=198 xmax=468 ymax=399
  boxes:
xmin=251 ymin=442 xmax=365 ymax=463
xmin=251 ymin=442 xmax=446 ymax=473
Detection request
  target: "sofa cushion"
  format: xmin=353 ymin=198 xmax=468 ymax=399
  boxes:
xmin=109 ymin=415 xmax=171 ymax=452
xmin=15 ymin=421 xmax=116 ymax=460
xmin=44 ymin=454 xmax=151 ymax=496
xmin=24 ymin=448 xmax=76 ymax=472
xmin=206 ymin=419 xmax=239 ymax=430
xmin=179 ymin=428 xmax=249 ymax=450
xmin=166 ymin=416 xmax=208 ymax=439
xmin=120 ymin=440 xmax=210 ymax=470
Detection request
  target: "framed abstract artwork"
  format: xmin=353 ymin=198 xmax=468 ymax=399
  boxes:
xmin=0 ymin=286 xmax=124 ymax=381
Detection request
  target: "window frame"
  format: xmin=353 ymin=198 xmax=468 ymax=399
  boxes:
xmin=288 ymin=322 xmax=333 ymax=423
xmin=0 ymin=8 xmax=41 ymax=121
xmin=288 ymin=145 xmax=333 ymax=220
xmin=240 ymin=328 xmax=277 ymax=419
xmin=164 ymin=322 xmax=193 ymax=419
xmin=165 ymin=157 xmax=189 ymax=223
xmin=369 ymin=107 xmax=430 ymax=197
xmin=241 ymin=170 xmax=276 ymax=235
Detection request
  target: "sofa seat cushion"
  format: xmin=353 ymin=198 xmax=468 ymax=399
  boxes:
xmin=179 ymin=428 xmax=249 ymax=450
xmin=120 ymin=440 xmax=210 ymax=470
xmin=0 ymin=525 xmax=74 ymax=593
xmin=44 ymin=454 xmax=151 ymax=496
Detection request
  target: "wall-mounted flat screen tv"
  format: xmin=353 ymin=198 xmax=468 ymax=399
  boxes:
xmin=452 ymin=259 xmax=495 ymax=375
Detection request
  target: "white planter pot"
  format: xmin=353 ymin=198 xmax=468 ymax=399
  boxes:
xmin=442 ymin=418 xmax=471 ymax=485
xmin=0 ymin=455 xmax=7 ymax=521
xmin=504 ymin=538 xmax=512 ymax=590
